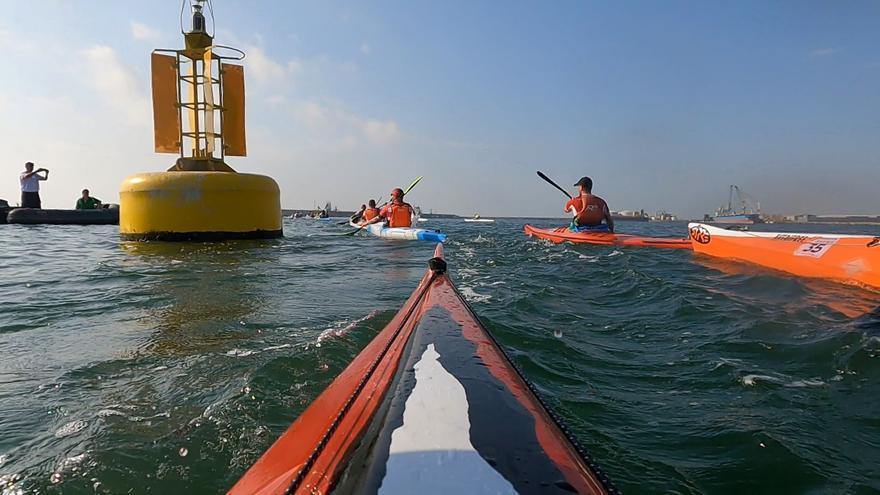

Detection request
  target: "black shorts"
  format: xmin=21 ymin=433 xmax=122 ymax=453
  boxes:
xmin=21 ymin=191 xmax=41 ymax=209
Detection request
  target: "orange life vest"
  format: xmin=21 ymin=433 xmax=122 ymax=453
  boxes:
xmin=567 ymin=194 xmax=608 ymax=226
xmin=363 ymin=207 xmax=380 ymax=222
xmin=385 ymin=202 xmax=413 ymax=228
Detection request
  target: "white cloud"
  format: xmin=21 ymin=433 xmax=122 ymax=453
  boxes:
xmin=81 ymin=45 xmax=150 ymax=125
xmin=131 ymin=21 xmax=161 ymax=42
xmin=809 ymin=48 xmax=838 ymax=58
xmin=237 ymin=44 xmax=404 ymax=147
xmin=363 ymin=120 xmax=401 ymax=145
xmin=360 ymin=43 xmax=371 ymax=55
xmin=246 ymin=46 xmax=288 ymax=84
xmin=287 ymin=59 xmax=303 ymax=74
xmin=285 ymin=99 xmax=402 ymax=147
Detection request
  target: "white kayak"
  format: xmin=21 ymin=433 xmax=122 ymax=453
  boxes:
xmin=350 ymin=221 xmax=447 ymax=242
xmin=464 ymin=218 xmax=495 ymax=223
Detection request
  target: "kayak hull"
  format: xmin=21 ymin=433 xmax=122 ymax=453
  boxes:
xmin=352 ymin=221 xmax=448 ymax=242
xmin=688 ymin=223 xmax=880 ymax=288
xmin=524 ymin=224 xmax=692 ymax=250
xmin=230 ymin=244 xmax=614 ymax=495
xmin=464 ymin=218 xmax=495 ymax=223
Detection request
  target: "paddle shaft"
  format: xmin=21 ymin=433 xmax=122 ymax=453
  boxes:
xmin=537 ymin=171 xmax=572 ymax=199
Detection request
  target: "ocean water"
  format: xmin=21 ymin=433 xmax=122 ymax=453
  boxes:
xmin=1 ymin=219 xmax=879 ymax=494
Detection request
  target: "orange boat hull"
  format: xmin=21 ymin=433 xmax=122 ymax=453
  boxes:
xmin=688 ymin=223 xmax=880 ymax=289
xmin=524 ymin=224 xmax=692 ymax=249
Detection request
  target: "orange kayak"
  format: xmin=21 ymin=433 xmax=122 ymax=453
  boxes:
xmin=524 ymin=224 xmax=692 ymax=250
xmin=688 ymin=223 xmax=880 ymax=289
xmin=230 ymin=244 xmax=616 ymax=494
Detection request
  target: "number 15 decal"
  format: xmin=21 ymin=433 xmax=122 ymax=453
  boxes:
xmin=794 ymin=238 xmax=837 ymax=258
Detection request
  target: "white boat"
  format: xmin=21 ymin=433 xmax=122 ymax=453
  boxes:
xmin=349 ymin=221 xmax=447 ymax=242
xmin=464 ymin=216 xmax=495 ymax=223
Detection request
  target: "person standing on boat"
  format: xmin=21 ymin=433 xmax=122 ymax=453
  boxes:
xmin=566 ymin=176 xmax=614 ymax=232
xmin=367 ymin=188 xmax=413 ymax=228
xmin=19 ymin=162 xmax=49 ymax=209
xmin=75 ymin=189 xmax=102 ymax=209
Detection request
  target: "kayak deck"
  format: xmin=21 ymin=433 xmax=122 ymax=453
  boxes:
xmin=350 ymin=220 xmax=448 ymax=243
xmin=230 ymin=244 xmax=615 ymax=494
xmin=524 ymin=224 xmax=692 ymax=250
xmin=688 ymin=222 xmax=880 ymax=289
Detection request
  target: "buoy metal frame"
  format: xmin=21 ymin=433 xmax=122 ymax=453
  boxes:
xmin=119 ymin=0 xmax=282 ymax=241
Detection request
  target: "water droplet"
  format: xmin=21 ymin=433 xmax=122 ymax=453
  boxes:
xmin=50 ymin=472 xmax=62 ymax=484
xmin=759 ymin=442 xmax=766 ymax=448
xmin=553 ymin=329 xmax=563 ymax=339
xmin=178 ymin=447 xmax=188 ymax=457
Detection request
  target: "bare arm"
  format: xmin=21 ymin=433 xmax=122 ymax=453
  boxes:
xmin=603 ymin=204 xmax=615 ymax=233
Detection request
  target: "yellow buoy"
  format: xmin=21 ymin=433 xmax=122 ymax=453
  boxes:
xmin=120 ymin=172 xmax=281 ymax=240
xmin=120 ymin=0 xmax=282 ymax=241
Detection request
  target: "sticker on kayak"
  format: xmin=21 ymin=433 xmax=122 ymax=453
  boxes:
xmin=689 ymin=225 xmax=711 ymax=244
xmin=794 ymin=238 xmax=837 ymax=258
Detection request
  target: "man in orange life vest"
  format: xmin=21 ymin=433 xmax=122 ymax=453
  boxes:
xmin=365 ymin=188 xmax=414 ymax=228
xmin=361 ymin=199 xmax=381 ymax=224
xmin=565 ymin=176 xmax=614 ymax=232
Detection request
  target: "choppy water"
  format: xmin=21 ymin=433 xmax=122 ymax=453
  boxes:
xmin=1 ymin=219 xmax=879 ymax=494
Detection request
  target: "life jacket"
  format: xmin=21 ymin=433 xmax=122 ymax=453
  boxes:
xmin=386 ymin=202 xmax=413 ymax=228
xmin=569 ymin=194 xmax=608 ymax=226
xmin=363 ymin=207 xmax=380 ymax=222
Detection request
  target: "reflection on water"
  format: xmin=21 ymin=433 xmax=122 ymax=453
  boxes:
xmin=2 ymin=220 xmax=879 ymax=493
xmin=694 ymin=255 xmax=880 ymax=318
xmin=119 ymin=240 xmax=282 ymax=356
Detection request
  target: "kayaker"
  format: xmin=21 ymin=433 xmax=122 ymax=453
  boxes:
xmin=566 ymin=176 xmax=614 ymax=232
xmin=19 ymin=162 xmax=49 ymax=209
xmin=350 ymin=204 xmax=367 ymax=223
xmin=75 ymin=189 xmax=102 ymax=209
xmin=360 ymin=199 xmax=381 ymax=225
xmin=367 ymin=188 xmax=414 ymax=228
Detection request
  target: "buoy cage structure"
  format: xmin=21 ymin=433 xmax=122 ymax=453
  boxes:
xmin=119 ymin=0 xmax=282 ymax=241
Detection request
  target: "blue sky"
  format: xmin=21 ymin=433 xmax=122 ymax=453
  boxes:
xmin=1 ymin=1 xmax=878 ymax=217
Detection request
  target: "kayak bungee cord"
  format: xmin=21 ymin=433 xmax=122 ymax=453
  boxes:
xmin=284 ymin=262 xmax=443 ymax=495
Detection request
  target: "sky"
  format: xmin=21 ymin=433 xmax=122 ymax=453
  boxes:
xmin=0 ymin=0 xmax=878 ymax=217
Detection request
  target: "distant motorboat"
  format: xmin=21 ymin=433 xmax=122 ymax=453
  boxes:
xmin=464 ymin=214 xmax=495 ymax=223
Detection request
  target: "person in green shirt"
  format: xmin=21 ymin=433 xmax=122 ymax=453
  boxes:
xmin=75 ymin=189 xmax=102 ymax=209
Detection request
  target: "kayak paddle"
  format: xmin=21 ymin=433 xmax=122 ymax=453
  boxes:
xmin=344 ymin=176 xmax=423 ymax=236
xmin=537 ymin=171 xmax=572 ymax=199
